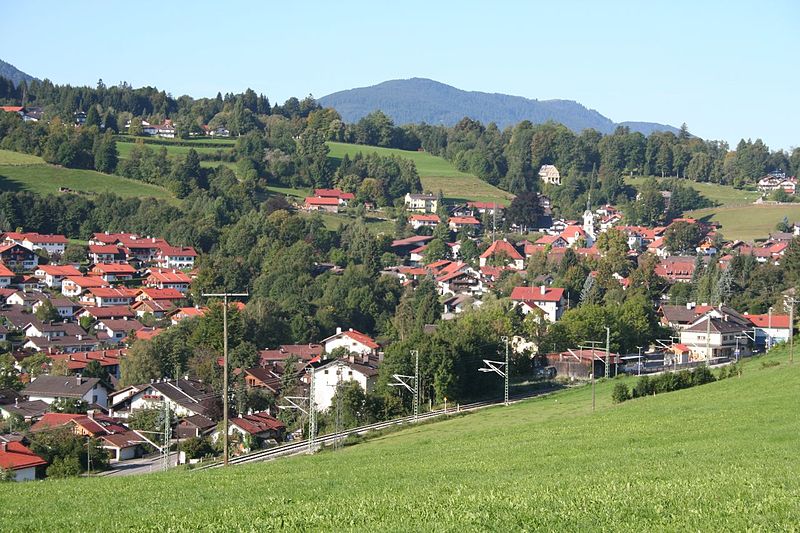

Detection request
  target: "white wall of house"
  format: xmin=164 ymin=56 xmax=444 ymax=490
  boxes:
xmin=312 ymin=361 xmax=375 ymax=411
xmin=324 ymin=336 xmax=373 ymax=356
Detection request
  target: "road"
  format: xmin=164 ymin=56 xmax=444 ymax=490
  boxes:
xmin=98 ymin=451 xmax=178 ymax=477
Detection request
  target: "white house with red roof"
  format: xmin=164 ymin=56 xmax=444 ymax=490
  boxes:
xmin=0 ymin=441 xmax=47 ymax=481
xmin=216 ymin=412 xmax=286 ymax=451
xmin=88 ymin=244 xmax=127 ymax=264
xmin=34 ymin=265 xmax=82 ymax=288
xmin=156 ymin=246 xmax=197 ymax=270
xmin=313 ymin=188 xmax=355 ymax=206
xmin=90 ymin=263 xmax=137 ymax=282
xmin=304 ymin=196 xmax=340 ymax=213
xmin=448 ymin=216 xmax=481 ymax=231
xmin=81 ymin=287 xmax=138 ymax=307
xmin=466 ymin=201 xmax=503 ymax=215
xmin=322 ymin=327 xmax=380 ymax=356
xmin=409 ymin=214 xmax=440 ymax=230
xmin=510 ymin=285 xmax=567 ymax=322
xmin=61 ymin=275 xmax=109 ymax=297
xmin=0 ymin=263 xmax=13 ymax=287
xmin=20 ymin=233 xmax=68 ymax=256
xmin=0 ymin=243 xmax=39 ymax=271
xmin=560 ymin=225 xmax=592 ymax=247
xmin=135 ymin=288 xmax=186 ymax=305
xmin=479 ymin=239 xmax=524 ymax=270
xmin=146 ymin=269 xmax=192 ymax=293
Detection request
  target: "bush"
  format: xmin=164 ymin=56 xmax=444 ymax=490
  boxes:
xmin=692 ymin=365 xmax=716 ymax=386
xmin=631 ymin=376 xmax=651 ymax=398
xmin=761 ymin=360 xmax=780 ymax=369
xmin=611 ymin=382 xmax=631 ymax=404
xmin=180 ymin=437 xmax=214 ymax=460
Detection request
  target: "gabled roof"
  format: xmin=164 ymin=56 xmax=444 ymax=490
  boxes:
xmin=88 ymin=244 xmax=126 ymax=254
xmin=746 ymin=314 xmax=791 ymax=329
xmin=147 ymin=269 xmax=192 ymax=283
xmin=22 ymin=233 xmax=68 ymax=244
xmin=158 ymin=246 xmax=197 ymax=258
xmin=0 ymin=263 xmax=14 ymax=277
xmin=36 ymin=265 xmax=81 ymax=277
xmin=313 ymin=188 xmax=355 ymax=200
xmin=322 ymin=328 xmax=379 ymax=350
xmin=92 ymin=263 xmax=137 ymax=274
xmin=480 ymin=240 xmax=523 ymax=261
xmin=391 ymin=235 xmax=434 ymax=248
xmin=230 ymin=412 xmax=285 ymax=435
xmin=64 ymin=276 xmax=109 ymax=289
xmin=510 ymin=286 xmax=565 ymax=302
xmin=449 ymin=216 xmax=480 ymax=225
xmin=136 ymin=288 xmax=185 ymax=300
xmin=304 ymin=196 xmax=339 ymax=206
xmin=79 ymin=305 xmax=135 ymax=320
xmin=87 ymin=287 xmax=138 ymax=299
xmin=23 ymin=375 xmax=106 ymax=399
xmin=0 ymin=441 xmax=47 ymax=471
xmin=409 ymin=214 xmax=440 ymax=222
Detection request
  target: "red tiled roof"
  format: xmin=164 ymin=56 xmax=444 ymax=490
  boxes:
xmin=22 ymin=233 xmax=68 ymax=244
xmin=0 ymin=441 xmax=47 ymax=471
xmin=88 ymin=287 xmax=138 ymax=298
xmin=0 ymin=264 xmax=13 ymax=277
xmin=92 ymin=263 xmax=136 ymax=274
xmin=0 ymin=106 xmax=24 ymax=113
xmin=480 ymin=240 xmax=523 ymax=260
xmin=88 ymin=244 xmax=125 ymax=254
xmin=449 ymin=216 xmax=480 ymax=225
xmin=314 ymin=188 xmax=355 ymax=200
xmin=158 ymin=246 xmax=197 ymax=257
xmin=147 ymin=269 xmax=191 ymax=283
xmin=467 ymin=201 xmax=503 ymax=209
xmin=305 ymin=197 xmax=339 ymax=206
xmin=510 ymin=286 xmax=565 ymax=302
xmin=64 ymin=276 xmax=109 ymax=289
xmin=409 ymin=214 xmax=440 ymax=222
xmin=36 ymin=265 xmax=81 ymax=276
xmin=230 ymin=412 xmax=285 ymax=435
xmin=328 ymin=329 xmax=380 ymax=350
xmin=746 ymin=314 xmax=791 ymax=328
xmin=137 ymin=288 xmax=185 ymax=300
xmin=49 ymin=349 xmax=125 ymax=370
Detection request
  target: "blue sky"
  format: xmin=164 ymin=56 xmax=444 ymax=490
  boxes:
xmin=2 ymin=0 xmax=798 ymax=149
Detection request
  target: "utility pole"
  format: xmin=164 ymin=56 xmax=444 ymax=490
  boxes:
xmin=636 ymin=346 xmax=643 ymax=377
xmin=162 ymin=397 xmax=171 ymax=471
xmin=502 ymin=336 xmax=509 ymax=406
xmin=202 ymin=291 xmax=248 ymax=466
xmin=705 ymin=311 xmax=712 ymax=364
xmin=605 ymin=327 xmax=611 ymax=378
xmin=768 ymin=306 xmax=774 ymax=351
xmin=788 ymin=296 xmax=796 ymax=364
xmin=278 ymin=367 xmax=316 ymax=454
xmin=412 ymin=349 xmax=419 ymax=420
xmin=333 ymin=367 xmax=343 ymax=451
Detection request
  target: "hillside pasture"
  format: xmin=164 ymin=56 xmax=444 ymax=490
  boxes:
xmin=0 ymin=162 xmax=174 ymax=201
xmin=327 ymin=142 xmax=513 ymax=205
xmin=3 ymin=346 xmax=799 ymax=530
xmin=687 ymin=203 xmax=800 ymax=241
xmin=0 ymin=148 xmax=46 ymax=165
xmin=625 ymin=176 xmax=759 ymax=207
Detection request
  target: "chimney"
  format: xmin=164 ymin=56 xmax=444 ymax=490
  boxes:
xmin=540 ymin=285 xmax=546 ymax=295
xmin=336 ymin=327 xmax=342 ymax=335
xmin=76 ymin=374 xmax=82 ymax=385
xmin=0 ymin=442 xmax=6 ymax=452
xmin=87 ymin=409 xmax=95 ymax=419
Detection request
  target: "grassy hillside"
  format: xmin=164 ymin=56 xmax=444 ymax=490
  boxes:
xmin=115 ymin=141 xmax=233 ymax=160
xmin=687 ymin=204 xmax=800 ymax=241
xmin=327 ymin=141 xmax=513 ymax=205
xmin=625 ymin=176 xmax=759 ymax=207
xmin=5 ymin=347 xmax=800 ymax=530
xmin=0 ymin=149 xmax=174 ymax=201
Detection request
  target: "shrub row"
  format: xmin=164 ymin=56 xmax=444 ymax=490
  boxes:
xmin=612 ymin=363 xmax=742 ymax=404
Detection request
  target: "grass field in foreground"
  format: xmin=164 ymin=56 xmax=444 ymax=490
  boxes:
xmin=0 ymin=163 xmax=174 ymax=201
xmin=625 ymin=176 xmax=760 ymax=207
xmin=5 ymin=346 xmax=799 ymax=531
xmin=686 ymin=204 xmax=800 ymax=241
xmin=327 ymin=141 xmax=513 ymax=205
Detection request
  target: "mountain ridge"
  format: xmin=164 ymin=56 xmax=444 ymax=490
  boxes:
xmin=0 ymin=59 xmax=38 ymax=87
xmin=319 ymin=77 xmax=679 ymax=135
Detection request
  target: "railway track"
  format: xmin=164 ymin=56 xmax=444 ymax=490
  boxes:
xmin=196 ymin=386 xmax=558 ymax=470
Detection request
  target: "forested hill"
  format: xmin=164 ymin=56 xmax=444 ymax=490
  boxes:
xmin=319 ymin=78 xmax=679 ymax=135
xmin=0 ymin=59 xmax=38 ymax=87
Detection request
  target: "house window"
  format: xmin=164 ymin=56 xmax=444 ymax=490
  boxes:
xmin=348 ymin=371 xmax=353 ymax=376
xmin=324 ymin=369 xmax=328 ymax=374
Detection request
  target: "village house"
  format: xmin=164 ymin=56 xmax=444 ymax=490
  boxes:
xmin=479 ymin=240 xmax=524 ymax=270
xmin=404 ymin=193 xmax=438 ymax=213
xmin=95 ymin=318 xmax=146 ymax=342
xmin=23 ymin=334 xmax=100 ymax=354
xmin=23 ymin=375 xmax=111 ymax=408
xmin=0 ymin=263 xmax=13 ymax=288
xmin=166 ymin=306 xmax=206 ymax=324
xmin=313 ymin=188 xmax=355 ymax=206
xmin=510 ymin=285 xmax=567 ymax=322
xmin=304 ymin=196 xmax=340 ymax=213
xmin=81 ymin=287 xmax=138 ymax=307
xmin=20 ymin=233 xmax=68 ymax=256
xmin=466 ymin=201 xmax=503 ymax=216
xmin=34 ymin=265 xmax=82 ymax=288
xmin=312 ymin=357 xmax=380 ymax=411
xmin=538 ymin=164 xmax=561 ymax=185
xmin=678 ymin=312 xmax=752 ymax=361
xmin=88 ymin=244 xmax=127 ymax=264
xmin=448 ymin=216 xmax=481 ymax=231
xmin=0 ymin=243 xmax=39 ymax=271
xmin=48 ymin=349 xmax=125 ymax=380
xmin=655 ymin=256 xmax=698 ymax=283
xmin=322 ymin=327 xmax=380 ymax=357
xmin=409 ymin=214 xmax=440 ymax=230
xmin=77 ymin=305 xmax=136 ymax=323
xmin=242 ymin=367 xmax=283 ymax=392
xmin=146 ymin=269 xmax=192 ymax=293
xmin=0 ymin=398 xmax=49 ymax=423
xmin=31 ymin=296 xmax=81 ymax=318
xmin=109 ymin=378 xmax=219 ymax=420
xmin=215 ymin=412 xmax=286 ymax=452
xmin=0 ymin=441 xmax=47 ymax=481
xmin=155 ymin=246 xmax=197 ymax=270
xmin=62 ymin=275 xmax=109 ymax=297
xmin=90 ymin=263 xmax=137 ymax=283
xmin=23 ymin=319 xmax=85 ymax=341
xmin=757 ymin=171 xmax=797 ymax=195
xmin=135 ymin=288 xmax=186 ymax=306
xmin=546 ymin=349 xmax=621 ymax=380
xmin=30 ymin=412 xmax=144 ymax=462
xmin=175 ymin=414 xmax=216 ymax=439
xmin=258 ymin=344 xmax=324 ymax=365
xmin=390 ymin=235 xmax=434 ymax=257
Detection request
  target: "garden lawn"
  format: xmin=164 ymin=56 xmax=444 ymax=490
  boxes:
xmin=4 ymin=346 xmax=799 ymax=531
xmin=327 ymin=141 xmax=513 ymax=205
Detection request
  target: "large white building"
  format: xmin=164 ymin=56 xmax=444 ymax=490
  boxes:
xmin=311 ymin=358 xmax=379 ymax=411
